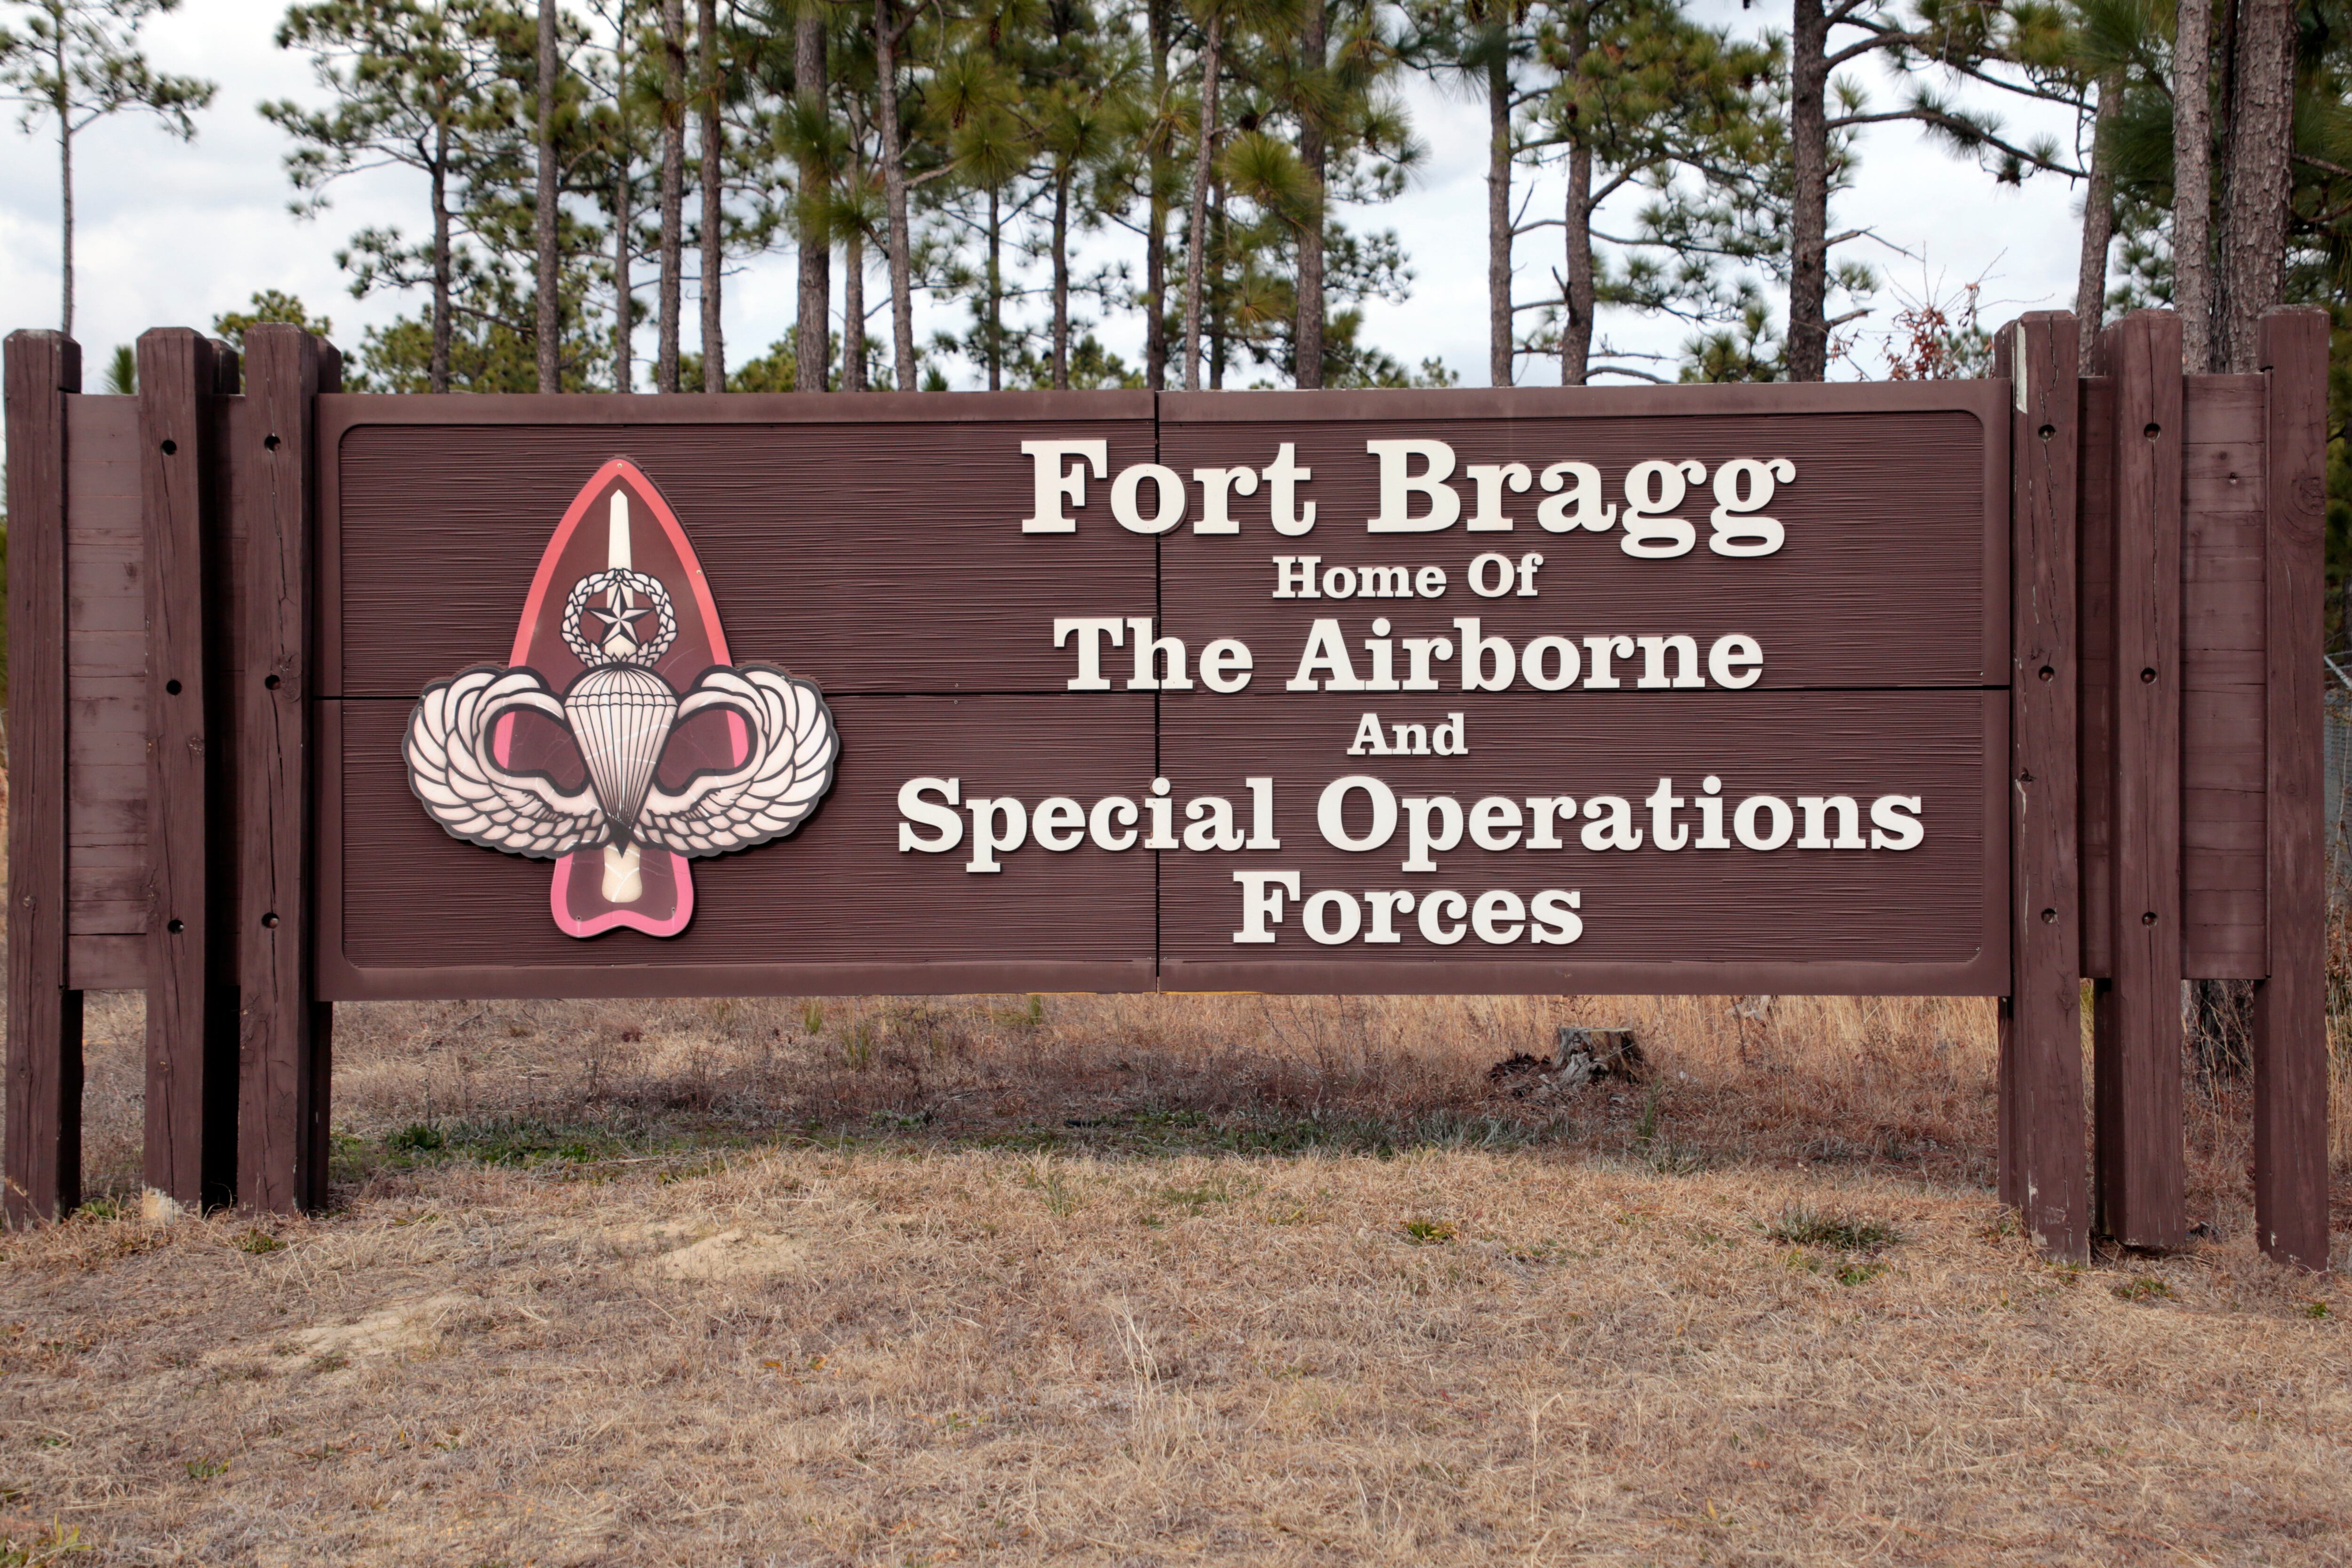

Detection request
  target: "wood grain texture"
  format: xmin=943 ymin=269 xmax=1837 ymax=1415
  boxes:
xmin=2077 ymin=378 xmax=2114 ymax=980
xmin=1155 ymin=689 xmax=2005 ymax=994
xmin=322 ymin=694 xmax=1158 ymax=998
xmin=2179 ymin=375 xmax=2267 ymax=979
xmin=1998 ymin=313 xmax=2090 ymax=1262
xmin=2092 ymin=312 xmax=2186 ymax=1250
xmin=62 ymin=396 xmax=148 ymax=956
xmin=2252 ymin=309 xmax=2330 ymax=1271
xmin=66 ymin=936 xmax=144 ymax=991
xmin=2081 ymin=374 xmax=2269 ymax=982
xmin=138 ymin=329 xmax=234 ymax=1207
xmin=319 ymin=404 xmax=1158 ymax=700
xmin=5 ymin=331 xmax=84 ymax=1224
xmin=238 ymin=328 xmax=332 ymax=1214
xmin=1158 ymin=393 xmax=2005 ymax=692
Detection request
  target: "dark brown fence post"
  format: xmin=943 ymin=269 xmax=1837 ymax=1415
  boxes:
xmin=238 ymin=326 xmax=334 ymax=1213
xmin=4 ymin=331 xmax=84 ymax=1225
xmin=2000 ymin=311 xmax=2090 ymax=1261
xmin=2091 ymin=310 xmax=2188 ymax=1250
xmin=138 ymin=329 xmax=238 ymax=1208
xmin=2253 ymin=307 xmax=2330 ymax=1271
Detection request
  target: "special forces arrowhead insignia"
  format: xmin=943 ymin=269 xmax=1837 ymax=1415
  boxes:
xmin=402 ymin=459 xmax=839 ymax=937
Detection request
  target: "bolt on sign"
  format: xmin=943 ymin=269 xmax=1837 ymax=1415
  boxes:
xmin=1 ymin=312 xmax=2333 ymax=1279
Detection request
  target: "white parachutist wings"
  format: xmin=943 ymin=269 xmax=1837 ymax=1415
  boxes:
xmin=636 ymin=665 xmax=839 ymax=856
xmin=405 ymin=666 xmax=611 ymax=858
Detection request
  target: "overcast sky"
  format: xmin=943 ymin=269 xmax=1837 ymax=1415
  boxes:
xmin=0 ymin=0 xmax=2095 ymax=389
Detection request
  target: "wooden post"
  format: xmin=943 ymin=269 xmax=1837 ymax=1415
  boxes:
xmin=2253 ymin=307 xmax=2330 ymax=1272
xmin=138 ymin=329 xmax=237 ymax=1208
xmin=4 ymin=331 xmax=84 ymax=1225
xmin=2092 ymin=310 xmax=2188 ymax=1250
xmin=238 ymin=326 xmax=334 ymax=1213
xmin=2000 ymin=312 xmax=2090 ymax=1261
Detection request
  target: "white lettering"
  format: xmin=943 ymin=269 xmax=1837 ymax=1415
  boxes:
xmin=1471 ymin=889 xmax=1526 ymax=944
xmin=1192 ymin=465 xmax=1259 ymax=533
xmin=1303 ymin=890 xmax=1361 ymax=945
xmin=1798 ymin=795 xmax=1865 ymax=849
xmin=1734 ymin=795 xmax=1793 ymax=851
xmin=1870 ymin=794 xmax=1925 ymax=850
xmin=1020 ymin=440 xmax=1107 ymax=533
xmin=1709 ymin=458 xmax=1794 ymax=557
xmin=1580 ymin=795 xmax=1642 ymax=851
xmin=965 ymin=797 xmax=1027 ymax=873
xmin=1417 ymin=889 xmax=1468 ymax=945
xmin=1621 ymin=459 xmax=1705 ymax=558
xmin=1262 ymin=443 xmax=1316 ymax=536
xmin=1033 ymin=796 xmax=1085 ymax=851
xmin=1468 ymin=552 xmax=1514 ymax=598
xmin=1455 ymin=617 xmax=1515 ymax=691
xmin=1469 ymin=796 xmax=1522 ymax=851
xmin=1530 ymin=889 xmax=1583 ymax=944
xmin=1232 ymin=870 xmax=1302 ymax=942
xmin=1318 ymin=775 xmax=1397 ymax=852
xmin=1536 ymin=461 xmax=1614 ymax=533
xmin=1111 ymin=462 xmax=1186 ymax=534
xmin=897 ymin=777 xmax=963 ymax=852
xmin=1288 ymin=619 xmax=1366 ymax=691
xmin=1708 ymin=634 xmax=1764 ymax=689
xmin=1402 ymin=795 xmax=1463 ymax=872
xmin=1464 ymin=462 xmax=1531 ymax=531
xmin=1125 ymin=618 xmax=1192 ymax=690
xmin=1367 ymin=439 xmax=1461 ymax=532
xmin=1054 ymin=617 xmax=1124 ymax=691
xmin=1200 ymin=637 xmax=1254 ymax=692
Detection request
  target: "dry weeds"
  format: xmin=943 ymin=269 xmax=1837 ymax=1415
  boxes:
xmin=1 ymin=988 xmax=2346 ymax=1565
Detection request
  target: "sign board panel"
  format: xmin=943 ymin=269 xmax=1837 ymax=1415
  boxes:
xmin=317 ymin=384 xmax=2008 ymax=997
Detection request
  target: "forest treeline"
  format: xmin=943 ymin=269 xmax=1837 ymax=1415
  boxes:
xmin=5 ymin=0 xmax=2352 ymax=400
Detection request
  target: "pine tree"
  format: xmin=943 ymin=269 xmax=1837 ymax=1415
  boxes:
xmin=0 ymin=0 xmax=214 ymax=334
xmin=267 ymin=0 xmax=519 ymax=392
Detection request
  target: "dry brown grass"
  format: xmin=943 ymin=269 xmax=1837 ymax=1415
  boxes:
xmin=2 ymin=988 xmax=2346 ymax=1565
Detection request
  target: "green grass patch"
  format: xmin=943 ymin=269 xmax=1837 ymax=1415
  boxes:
xmin=1767 ymin=1209 xmax=1903 ymax=1252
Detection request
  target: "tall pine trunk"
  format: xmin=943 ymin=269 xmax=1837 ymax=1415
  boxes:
xmin=1558 ymin=1 xmax=1593 ymax=385
xmin=2174 ymin=0 xmax=2214 ymax=371
xmin=794 ymin=8 xmax=830 ymax=392
xmin=1181 ymin=7 xmax=1223 ymax=393
xmin=612 ymin=6 xmax=633 ymax=393
xmin=1144 ymin=0 xmax=1170 ymax=389
xmin=1292 ymin=0 xmax=1326 ymax=388
xmin=430 ymin=135 xmax=453 ymax=393
xmin=1052 ymin=166 xmax=1072 ymax=388
xmin=699 ymin=0 xmax=724 ymax=390
xmin=2217 ymin=0 xmax=2295 ymax=371
xmin=1486 ymin=42 xmax=1510 ymax=385
xmin=843 ymin=196 xmax=867 ymax=391
xmin=1788 ymin=0 xmax=1830 ymax=381
xmin=657 ymin=0 xmax=687 ymax=391
xmin=1209 ymin=176 xmax=1227 ymax=388
xmin=873 ymin=0 xmax=918 ymax=391
xmin=2076 ymin=70 xmax=2122 ymax=372
xmin=986 ymin=187 xmax=1003 ymax=390
xmin=536 ymin=0 xmax=560 ymax=392
xmin=1562 ymin=141 xmax=1593 ymax=383
xmin=54 ymin=37 xmax=72 ymax=334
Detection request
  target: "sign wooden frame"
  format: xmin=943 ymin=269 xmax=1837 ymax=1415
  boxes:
xmin=3 ymin=310 xmax=2332 ymax=1275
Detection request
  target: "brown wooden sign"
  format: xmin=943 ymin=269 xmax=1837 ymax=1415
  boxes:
xmin=3 ymin=310 xmax=2332 ymax=1278
xmin=323 ymin=382 xmax=2004 ymax=998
